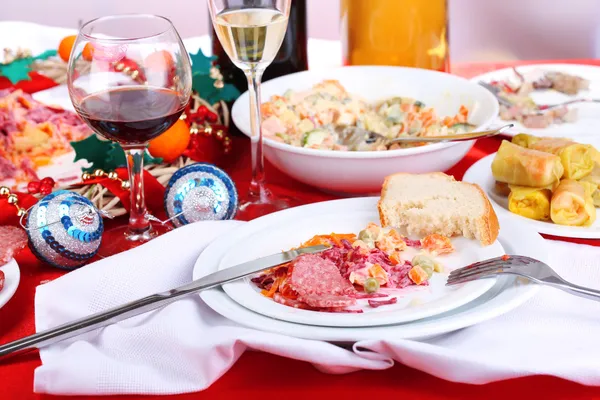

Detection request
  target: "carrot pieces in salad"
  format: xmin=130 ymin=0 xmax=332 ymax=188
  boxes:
xmin=301 ymin=233 xmax=357 ymax=248
xmin=421 ymin=233 xmax=454 ymax=256
xmin=408 ymin=265 xmax=429 ymax=285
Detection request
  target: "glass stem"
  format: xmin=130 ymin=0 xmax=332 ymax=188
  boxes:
xmin=245 ymin=68 xmax=266 ymax=201
xmin=123 ymin=146 xmax=150 ymax=236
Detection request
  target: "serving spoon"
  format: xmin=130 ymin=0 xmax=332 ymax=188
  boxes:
xmin=335 ymin=123 xmax=514 ymax=149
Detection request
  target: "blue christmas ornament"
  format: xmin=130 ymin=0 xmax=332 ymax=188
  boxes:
xmin=164 ymin=163 xmax=238 ymax=227
xmin=26 ymin=190 xmax=103 ymax=270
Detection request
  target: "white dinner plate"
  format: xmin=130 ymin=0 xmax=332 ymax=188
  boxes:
xmin=472 ymin=63 xmax=600 ymax=138
xmin=464 ymin=153 xmax=600 ymax=239
xmin=0 ymin=259 xmax=21 ymax=310
xmin=199 ymin=217 xmax=542 ymax=341
xmin=194 ymin=197 xmax=503 ymax=327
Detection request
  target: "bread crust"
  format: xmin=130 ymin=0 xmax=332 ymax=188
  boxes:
xmin=378 ymin=172 xmax=455 ymax=228
xmin=377 ymin=172 xmax=499 ymax=246
xmin=467 ymin=181 xmax=500 ymax=246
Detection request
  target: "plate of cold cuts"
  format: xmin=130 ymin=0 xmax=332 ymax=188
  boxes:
xmin=0 ymin=227 xmax=27 ymax=310
xmin=472 ymin=64 xmax=600 ymax=138
xmin=194 ymin=197 xmax=504 ymax=328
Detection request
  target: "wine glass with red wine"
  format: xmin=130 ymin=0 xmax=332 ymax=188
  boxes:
xmin=208 ymin=0 xmax=297 ymax=220
xmin=67 ymin=15 xmax=192 ymax=256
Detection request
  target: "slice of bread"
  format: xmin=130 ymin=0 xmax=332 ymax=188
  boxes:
xmin=378 ymin=172 xmax=499 ymax=246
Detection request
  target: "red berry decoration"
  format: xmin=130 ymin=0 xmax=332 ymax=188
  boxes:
xmin=40 ymin=184 xmax=53 ymax=195
xmin=206 ymin=111 xmax=218 ymax=123
xmin=40 ymin=177 xmax=55 ymax=187
xmin=27 ymin=181 xmax=41 ymax=194
xmin=197 ymin=105 xmax=208 ymax=119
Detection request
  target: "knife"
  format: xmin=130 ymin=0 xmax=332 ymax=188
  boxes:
xmin=0 ymin=245 xmax=328 ymax=359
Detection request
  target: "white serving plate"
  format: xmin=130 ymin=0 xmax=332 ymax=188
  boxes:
xmin=0 ymin=259 xmax=21 ymax=310
xmin=464 ymin=153 xmax=600 ymax=239
xmin=198 ymin=216 xmax=542 ymax=341
xmin=194 ymin=197 xmax=503 ymax=327
xmin=472 ymin=63 xmax=600 ymax=138
xmin=232 ymin=66 xmax=499 ymax=194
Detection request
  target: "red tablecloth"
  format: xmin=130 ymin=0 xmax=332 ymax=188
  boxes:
xmin=3 ymin=60 xmax=600 ymax=400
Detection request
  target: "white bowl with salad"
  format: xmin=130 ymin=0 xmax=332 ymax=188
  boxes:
xmin=232 ymin=66 xmax=499 ymax=194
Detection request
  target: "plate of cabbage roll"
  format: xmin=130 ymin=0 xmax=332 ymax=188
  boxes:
xmin=464 ymin=134 xmax=600 ymax=238
xmin=472 ymin=64 xmax=600 ymax=137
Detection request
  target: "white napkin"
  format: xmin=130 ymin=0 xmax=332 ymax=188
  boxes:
xmin=34 ymin=222 xmax=600 ymax=395
xmin=34 ymin=221 xmax=390 ymax=395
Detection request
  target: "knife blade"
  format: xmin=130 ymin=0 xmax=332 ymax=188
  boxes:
xmin=0 ymin=245 xmax=328 ymax=359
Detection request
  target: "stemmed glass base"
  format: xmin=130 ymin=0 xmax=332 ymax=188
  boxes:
xmin=97 ymin=221 xmax=172 ymax=257
xmin=236 ymin=184 xmax=297 ymax=221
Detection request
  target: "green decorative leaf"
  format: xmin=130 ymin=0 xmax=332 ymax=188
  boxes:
xmin=71 ymin=135 xmax=114 ymax=172
xmin=188 ymin=49 xmax=241 ymax=104
xmin=218 ymin=83 xmax=241 ymax=102
xmin=72 ymin=136 xmax=162 ymax=173
xmin=143 ymin=151 xmax=163 ymax=165
xmin=0 ymin=49 xmax=58 ymax=84
xmin=106 ymin=144 xmax=162 ymax=170
xmin=189 ymin=48 xmax=216 ymax=74
xmin=32 ymin=50 xmax=58 ymax=61
xmin=192 ymin=72 xmax=219 ymax=102
xmin=192 ymin=72 xmax=242 ymax=104
xmin=0 ymin=58 xmax=33 ymax=84
xmin=105 ymin=144 xmax=126 ymax=171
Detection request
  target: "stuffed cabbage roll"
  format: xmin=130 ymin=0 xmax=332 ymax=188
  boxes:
xmin=530 ymin=138 xmax=594 ymax=180
xmin=491 ymin=140 xmax=564 ymax=187
xmin=494 ymin=181 xmax=511 ymax=196
xmin=550 ymin=179 xmax=596 ymax=226
xmin=580 ymin=166 xmax=600 ymax=207
xmin=512 ymin=133 xmax=541 ymax=148
xmin=508 ymin=185 xmax=552 ymax=221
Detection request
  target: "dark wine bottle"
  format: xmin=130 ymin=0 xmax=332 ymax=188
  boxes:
xmin=211 ymin=0 xmax=308 ymax=93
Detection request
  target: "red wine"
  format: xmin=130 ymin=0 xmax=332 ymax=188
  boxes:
xmin=78 ymin=87 xmax=186 ymax=144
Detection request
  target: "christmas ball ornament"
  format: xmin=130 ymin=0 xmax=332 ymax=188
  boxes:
xmin=26 ymin=190 xmax=103 ymax=270
xmin=164 ymin=163 xmax=237 ymax=227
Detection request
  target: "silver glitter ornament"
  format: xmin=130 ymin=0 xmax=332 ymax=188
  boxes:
xmin=26 ymin=190 xmax=103 ymax=270
xmin=164 ymin=163 xmax=238 ymax=227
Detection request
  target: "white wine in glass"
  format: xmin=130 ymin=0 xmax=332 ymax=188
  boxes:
xmin=208 ymin=0 xmax=295 ymax=220
xmin=214 ymin=8 xmax=288 ymax=69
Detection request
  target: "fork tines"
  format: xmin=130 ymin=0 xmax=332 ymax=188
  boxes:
xmin=446 ymin=255 xmax=522 ymax=286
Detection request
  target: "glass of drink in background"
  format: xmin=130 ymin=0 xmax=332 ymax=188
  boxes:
xmin=67 ymin=14 xmax=192 ymax=256
xmin=208 ymin=0 xmax=294 ymax=220
xmin=341 ymin=0 xmax=449 ymax=71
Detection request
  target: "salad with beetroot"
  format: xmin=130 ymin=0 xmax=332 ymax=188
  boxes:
xmin=252 ymin=223 xmax=454 ymax=313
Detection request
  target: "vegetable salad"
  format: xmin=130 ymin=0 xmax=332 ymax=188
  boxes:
xmin=260 ymin=80 xmax=474 ymax=151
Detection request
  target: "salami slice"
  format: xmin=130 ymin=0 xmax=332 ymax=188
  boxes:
xmin=0 ymin=226 xmax=28 ymax=265
xmin=288 ymin=254 xmax=356 ymax=309
xmin=273 ymin=293 xmax=316 ymax=310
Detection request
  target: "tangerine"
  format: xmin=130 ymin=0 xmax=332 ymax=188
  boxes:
xmin=58 ymin=35 xmax=77 ymax=62
xmin=148 ymin=119 xmax=191 ymax=162
xmin=144 ymin=50 xmax=174 ymax=72
xmin=82 ymin=43 xmax=94 ymax=61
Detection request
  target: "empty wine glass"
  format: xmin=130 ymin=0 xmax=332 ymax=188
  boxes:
xmin=67 ymin=14 xmax=192 ymax=256
xmin=208 ymin=0 xmax=295 ymax=220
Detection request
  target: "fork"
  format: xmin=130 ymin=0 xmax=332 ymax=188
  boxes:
xmin=479 ymin=81 xmax=600 ymax=111
xmin=446 ymin=255 xmax=600 ymax=301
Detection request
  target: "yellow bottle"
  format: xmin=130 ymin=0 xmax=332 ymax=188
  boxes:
xmin=341 ymin=0 xmax=449 ymax=71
